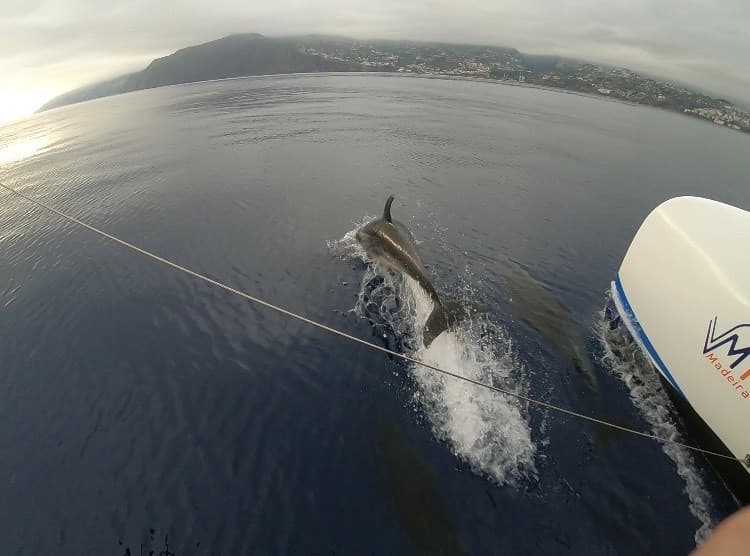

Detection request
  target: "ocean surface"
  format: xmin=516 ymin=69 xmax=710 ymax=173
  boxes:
xmin=1 ymin=73 xmax=749 ymax=555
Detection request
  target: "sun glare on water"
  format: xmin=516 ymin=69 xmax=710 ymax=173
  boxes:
xmin=0 ymin=89 xmax=55 ymax=128
xmin=0 ymin=89 xmax=56 ymax=165
xmin=0 ymin=136 xmax=50 ymax=166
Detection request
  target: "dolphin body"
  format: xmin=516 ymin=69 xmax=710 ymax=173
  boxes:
xmin=375 ymin=415 xmax=466 ymax=556
xmin=356 ymin=195 xmax=480 ymax=347
xmin=497 ymin=258 xmax=599 ymax=392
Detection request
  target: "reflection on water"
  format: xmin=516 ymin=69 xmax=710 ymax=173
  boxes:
xmin=0 ymin=135 xmax=49 ymax=166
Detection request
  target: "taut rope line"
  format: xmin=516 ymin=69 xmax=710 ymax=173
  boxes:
xmin=0 ymin=181 xmax=743 ymax=464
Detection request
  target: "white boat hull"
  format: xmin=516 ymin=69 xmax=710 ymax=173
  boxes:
xmin=609 ymin=196 xmax=750 ymax=502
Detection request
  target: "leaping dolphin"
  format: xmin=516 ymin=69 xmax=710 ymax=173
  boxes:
xmin=356 ymin=195 xmax=482 ymax=347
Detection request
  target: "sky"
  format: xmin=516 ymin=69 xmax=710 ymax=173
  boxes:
xmin=2 ymin=0 xmax=750 ymax=126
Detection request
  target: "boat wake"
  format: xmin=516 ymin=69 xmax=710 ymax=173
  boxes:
xmin=329 ymin=221 xmax=537 ymax=486
xmin=596 ymin=293 xmax=716 ymax=544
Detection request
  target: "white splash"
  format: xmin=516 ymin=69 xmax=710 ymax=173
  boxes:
xmin=597 ymin=297 xmax=716 ymax=545
xmin=329 ymin=224 xmax=537 ymax=485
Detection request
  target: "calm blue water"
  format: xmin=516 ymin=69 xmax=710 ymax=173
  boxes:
xmin=1 ymin=74 xmax=749 ymax=555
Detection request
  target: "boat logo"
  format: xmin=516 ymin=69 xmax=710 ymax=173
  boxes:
xmin=703 ymin=317 xmax=750 ymax=400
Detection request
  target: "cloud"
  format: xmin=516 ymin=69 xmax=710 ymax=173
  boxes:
xmin=1 ymin=0 xmax=749 ymax=124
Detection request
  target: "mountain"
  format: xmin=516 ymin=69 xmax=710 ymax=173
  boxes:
xmin=36 ymin=33 xmax=750 ymax=134
xmin=520 ymin=54 xmax=567 ymax=73
xmin=39 ymin=73 xmax=139 ymax=112
xmin=39 ymin=34 xmax=363 ymax=112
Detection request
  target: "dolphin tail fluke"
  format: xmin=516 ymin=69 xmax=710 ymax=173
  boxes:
xmin=572 ymin=349 xmax=600 ymax=394
xmin=423 ymin=300 xmax=488 ymax=347
xmin=424 ymin=304 xmax=448 ymax=348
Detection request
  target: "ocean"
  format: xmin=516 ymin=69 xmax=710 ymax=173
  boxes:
xmin=1 ymin=73 xmax=749 ymax=555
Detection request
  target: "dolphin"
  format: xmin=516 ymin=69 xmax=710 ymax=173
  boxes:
xmin=375 ymin=415 xmax=467 ymax=556
xmin=497 ymin=258 xmax=599 ymax=392
xmin=356 ymin=195 xmax=482 ymax=347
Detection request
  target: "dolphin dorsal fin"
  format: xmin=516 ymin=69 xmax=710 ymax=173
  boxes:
xmin=384 ymin=195 xmax=395 ymax=223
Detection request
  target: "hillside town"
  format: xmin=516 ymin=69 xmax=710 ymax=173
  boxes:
xmin=298 ymin=38 xmax=750 ymax=134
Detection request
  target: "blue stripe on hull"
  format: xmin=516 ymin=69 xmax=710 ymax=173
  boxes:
xmin=613 ymin=275 xmax=685 ymax=398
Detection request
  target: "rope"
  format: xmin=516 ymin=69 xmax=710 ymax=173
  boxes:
xmin=0 ymin=180 xmax=745 ymax=465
